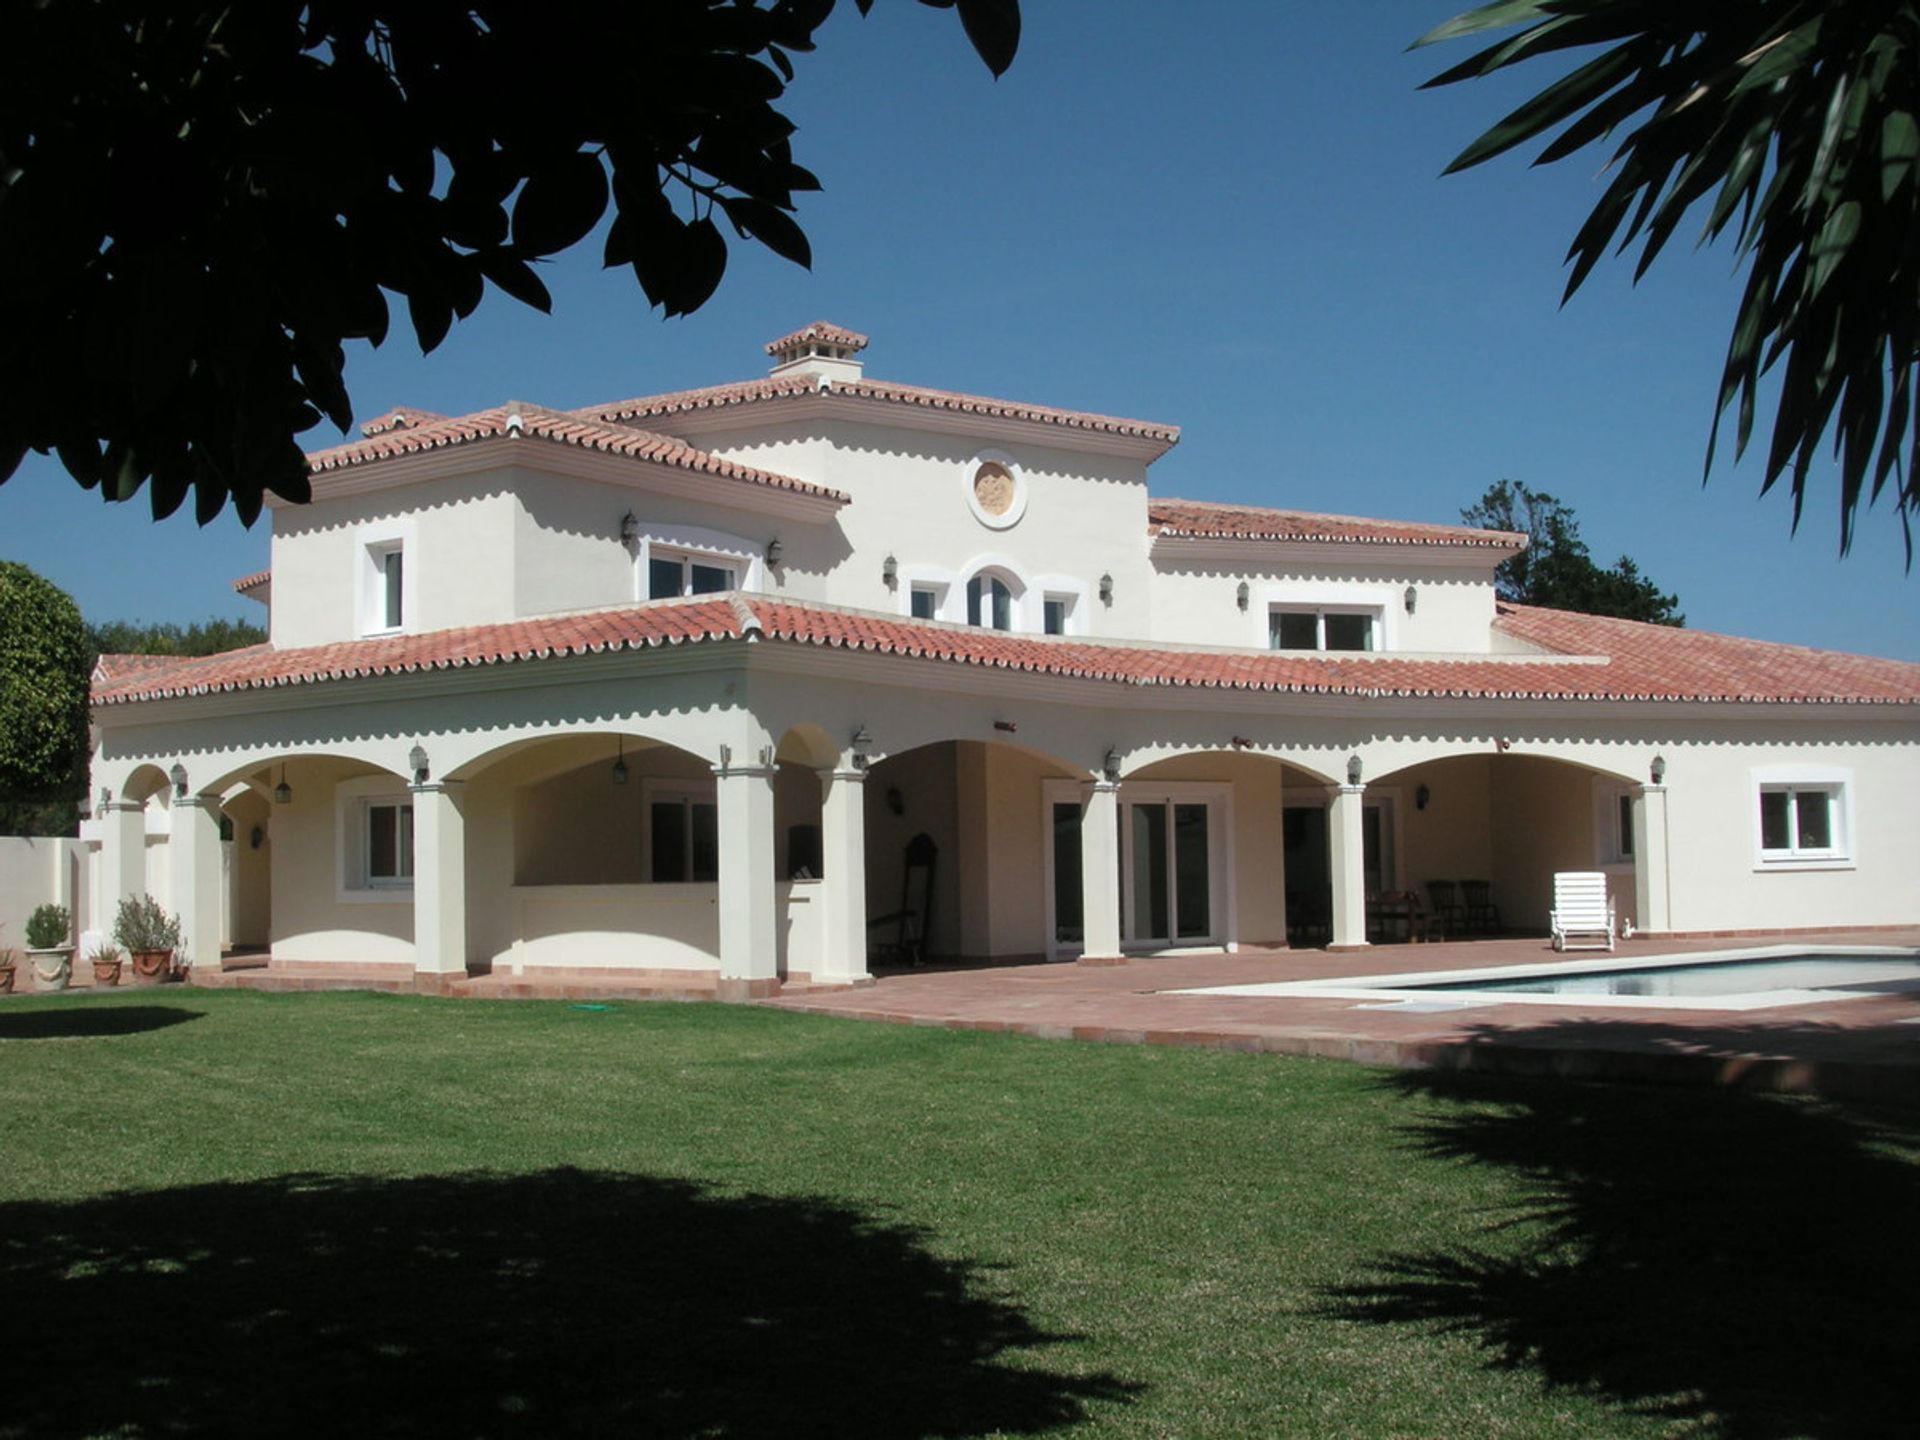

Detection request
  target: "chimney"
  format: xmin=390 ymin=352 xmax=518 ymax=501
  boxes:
xmin=765 ymin=321 xmax=868 ymax=386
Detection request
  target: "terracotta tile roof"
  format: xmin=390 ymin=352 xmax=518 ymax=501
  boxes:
xmin=91 ymin=597 xmax=1920 ymax=709
xmin=1492 ymin=603 xmax=1920 ymax=704
xmin=304 ymin=402 xmax=847 ymax=502
xmin=582 ymin=377 xmax=1181 ymax=448
xmin=766 ymin=321 xmax=869 ymax=354
xmin=1149 ymin=498 xmax=1525 ymax=549
xmin=93 ymin=602 xmax=748 ymax=705
xmin=231 ymin=570 xmax=271 ymax=594
xmin=93 ymin=652 xmax=207 ymax=686
xmin=360 ymin=406 xmax=447 ymax=436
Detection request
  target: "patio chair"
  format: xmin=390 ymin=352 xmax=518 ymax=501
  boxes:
xmin=868 ymin=832 xmax=938 ymax=965
xmin=1460 ymin=879 xmax=1503 ymax=935
xmin=1425 ymin=880 xmax=1464 ymax=936
xmin=1549 ymin=871 xmax=1616 ymax=952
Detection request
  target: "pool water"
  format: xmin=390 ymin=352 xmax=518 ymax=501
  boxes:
xmin=1406 ymin=953 xmax=1920 ymax=999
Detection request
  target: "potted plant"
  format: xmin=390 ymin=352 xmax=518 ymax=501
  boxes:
xmin=26 ymin=903 xmax=73 ymax=991
xmin=92 ymin=943 xmax=125 ymax=987
xmin=114 ymin=895 xmax=182 ymax=984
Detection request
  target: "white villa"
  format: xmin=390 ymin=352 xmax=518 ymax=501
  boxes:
xmin=79 ymin=323 xmax=1920 ymax=996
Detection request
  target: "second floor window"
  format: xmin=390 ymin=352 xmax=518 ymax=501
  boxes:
xmin=966 ymin=575 xmax=1014 ymax=630
xmin=910 ymin=586 xmax=939 ymax=620
xmin=649 ymin=552 xmax=736 ymax=600
xmin=1269 ymin=607 xmax=1377 ymax=653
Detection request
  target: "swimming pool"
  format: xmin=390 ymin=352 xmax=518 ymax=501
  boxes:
xmin=1170 ymin=945 xmax=1920 ymax=1012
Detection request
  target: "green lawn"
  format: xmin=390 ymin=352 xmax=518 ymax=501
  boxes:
xmin=1 ymin=991 xmax=1913 ymax=1438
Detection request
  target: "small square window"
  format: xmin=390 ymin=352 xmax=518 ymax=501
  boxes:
xmin=366 ymin=801 xmax=414 ymax=886
xmin=1269 ymin=607 xmax=1379 ymax=652
xmin=1270 ymin=612 xmax=1319 ymax=651
xmin=910 ymin=587 xmax=937 ymax=621
xmin=1324 ymin=613 xmax=1373 ymax=652
xmin=1756 ymin=781 xmax=1846 ymax=864
xmin=1043 ymin=596 xmax=1070 ymax=635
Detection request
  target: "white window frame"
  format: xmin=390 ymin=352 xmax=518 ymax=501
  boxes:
xmin=363 ymin=799 xmax=415 ymax=888
xmin=1256 ymin=581 xmax=1400 ymax=652
xmin=1032 ymin=573 xmax=1090 ymax=636
xmin=1591 ymin=777 xmax=1637 ymax=869
xmin=964 ymin=567 xmax=1022 ymax=631
xmin=1268 ymin=605 xmax=1382 ymax=653
xmin=357 ymin=520 xmax=416 ymax=637
xmin=632 ymin=523 xmax=763 ymax=602
xmin=1750 ymin=765 xmax=1853 ymax=871
xmin=335 ymin=774 xmax=415 ymax=901
xmin=908 ymin=583 xmax=943 ymax=621
xmin=639 ymin=779 xmax=720 ymax=885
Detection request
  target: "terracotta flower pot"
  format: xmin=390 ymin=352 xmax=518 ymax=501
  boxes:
xmin=92 ymin=958 xmax=124 ymax=987
xmin=129 ymin=949 xmax=174 ymax=984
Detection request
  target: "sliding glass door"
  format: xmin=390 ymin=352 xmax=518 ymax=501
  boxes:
xmin=1124 ymin=799 xmax=1216 ymax=946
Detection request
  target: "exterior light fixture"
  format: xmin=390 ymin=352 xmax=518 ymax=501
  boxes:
xmin=1650 ymin=754 xmax=1667 ymax=785
xmin=1404 ymin=585 xmax=1418 ymax=614
xmin=408 ymin=744 xmax=430 ymax=784
xmin=273 ymin=765 xmax=292 ymax=805
xmin=882 ymin=554 xmax=898 ymax=587
xmin=850 ymin=726 xmax=874 ymax=769
xmin=97 ymin=786 xmax=111 ymax=818
xmin=993 ymin=719 xmax=1018 ymax=733
xmin=1099 ymin=573 xmax=1114 ymax=604
xmin=1231 ymin=735 xmax=1253 ymax=750
xmin=1236 ymin=581 xmax=1250 ymax=611
xmin=1416 ymin=783 xmax=1431 ymax=811
xmin=1346 ymin=754 xmax=1363 ymax=787
xmin=169 ymin=763 xmax=188 ymax=799
xmin=619 ymin=511 xmax=639 ymax=546
xmin=765 ymin=538 xmax=784 ymax=566
xmin=612 ymin=738 xmax=629 ymax=785
xmin=1102 ymin=748 xmax=1122 ymax=782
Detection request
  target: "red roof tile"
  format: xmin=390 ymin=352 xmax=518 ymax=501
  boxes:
xmin=304 ymin=403 xmax=847 ymax=502
xmin=231 ymin=570 xmax=271 ymax=594
xmin=1149 ymin=498 xmax=1524 ymax=549
xmin=91 ymin=597 xmax=1920 ymax=709
xmin=766 ymin=321 xmax=870 ymax=355
xmin=360 ymin=406 xmax=447 ymax=436
xmin=93 ymin=601 xmax=749 ymax=705
xmin=582 ymin=377 xmax=1180 ymax=448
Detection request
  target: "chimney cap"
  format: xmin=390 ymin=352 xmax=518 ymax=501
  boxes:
xmin=765 ymin=321 xmax=870 ymax=362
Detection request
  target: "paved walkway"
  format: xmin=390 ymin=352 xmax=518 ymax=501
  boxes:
xmin=767 ymin=933 xmax=1920 ymax=1103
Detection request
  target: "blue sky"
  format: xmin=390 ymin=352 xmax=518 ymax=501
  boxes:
xmin=3 ymin=1 xmax=1914 ymax=659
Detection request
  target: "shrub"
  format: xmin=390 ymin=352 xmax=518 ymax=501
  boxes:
xmin=24 ymin=902 xmax=70 ymax=950
xmin=113 ymin=894 xmax=181 ymax=952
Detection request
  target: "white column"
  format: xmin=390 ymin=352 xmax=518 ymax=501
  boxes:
xmin=101 ymin=800 xmax=147 ymax=927
xmin=714 ymin=746 xmax=778 ymax=1000
xmin=1079 ymin=779 xmax=1123 ymax=962
xmin=410 ymin=781 xmax=468 ymax=987
xmin=1633 ymin=782 xmax=1672 ymax=935
xmin=1327 ymin=783 xmax=1369 ymax=950
xmin=817 ymin=767 xmax=870 ymax=985
xmin=168 ymin=795 xmax=226 ymax=977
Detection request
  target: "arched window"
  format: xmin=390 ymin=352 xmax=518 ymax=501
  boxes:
xmin=966 ymin=574 xmax=1014 ymax=630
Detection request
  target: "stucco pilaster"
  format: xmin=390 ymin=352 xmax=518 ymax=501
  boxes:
xmin=817 ymin=767 xmax=870 ymax=984
xmin=101 ymin=801 xmax=147 ymax=926
xmin=168 ymin=795 xmax=226 ymax=977
xmin=1633 ymin=783 xmax=1672 ymax=935
xmin=713 ymin=747 xmax=779 ymax=999
xmin=1079 ymin=779 xmax=1123 ymax=961
xmin=1327 ymin=784 xmax=1369 ymax=950
xmin=410 ymin=780 xmax=469 ymax=982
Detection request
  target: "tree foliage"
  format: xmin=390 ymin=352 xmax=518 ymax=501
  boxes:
xmin=0 ymin=563 xmax=90 ymax=831
xmin=0 ymin=0 xmax=1020 ymax=526
xmin=1465 ymin=479 xmax=1684 ymax=624
xmin=1421 ymin=1 xmax=1920 ymax=556
xmin=89 ymin=617 xmax=268 ymax=660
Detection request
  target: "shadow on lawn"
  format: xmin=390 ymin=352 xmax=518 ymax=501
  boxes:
xmin=1325 ymin=1070 xmax=1919 ymax=1438
xmin=0 ymin=1169 xmax=1130 ymax=1438
xmin=0 ymin=1004 xmax=203 ymax=1041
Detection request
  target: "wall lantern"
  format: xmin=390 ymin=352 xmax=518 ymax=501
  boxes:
xmin=1650 ymin=754 xmax=1667 ymax=785
xmin=97 ymin=786 xmax=111 ymax=818
xmin=408 ymin=744 xmax=430 ymax=785
xmin=850 ymin=726 xmax=874 ymax=769
xmin=1231 ymin=735 xmax=1253 ymax=750
xmin=168 ymin=763 xmax=188 ymax=799
xmin=1098 ymin=573 xmax=1114 ymax=604
xmin=1404 ymin=585 xmax=1418 ymax=614
xmin=611 ymin=738 xmax=629 ymax=785
xmin=1236 ymin=581 xmax=1250 ymax=611
xmin=1415 ymin=783 xmax=1431 ymax=811
xmin=765 ymin=538 xmax=784 ymax=567
xmin=273 ymin=765 xmax=292 ymax=806
xmin=882 ymin=554 xmax=898 ymax=587
xmin=619 ymin=511 xmax=639 ymax=546
xmin=1102 ymin=747 xmax=1122 ymax=783
xmin=993 ymin=719 xmax=1018 ymax=734
xmin=1346 ymin=754 xmax=1364 ymax=787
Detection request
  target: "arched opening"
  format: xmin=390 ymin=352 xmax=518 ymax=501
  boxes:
xmin=1371 ymin=752 xmax=1644 ymax=938
xmin=862 ymin=737 xmax=1081 ymax=965
xmin=963 ymin=567 xmax=1023 ymax=632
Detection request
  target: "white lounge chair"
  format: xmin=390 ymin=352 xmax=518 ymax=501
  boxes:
xmin=1550 ymin=871 xmax=1616 ymax=952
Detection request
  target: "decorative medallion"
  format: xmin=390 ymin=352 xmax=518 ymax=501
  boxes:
xmin=972 ymin=462 xmax=1017 ymax=518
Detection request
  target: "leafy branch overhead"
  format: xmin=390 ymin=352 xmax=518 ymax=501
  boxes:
xmin=1421 ymin=0 xmax=1920 ymax=555
xmin=0 ymin=0 xmax=1020 ymax=525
